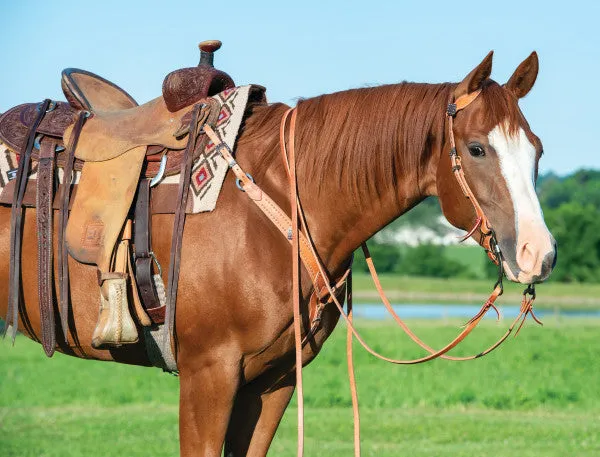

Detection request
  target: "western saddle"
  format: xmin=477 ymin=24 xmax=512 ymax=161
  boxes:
xmin=0 ymin=40 xmax=235 ymax=358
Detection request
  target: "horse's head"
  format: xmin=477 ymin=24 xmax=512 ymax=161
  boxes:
xmin=436 ymin=51 xmax=556 ymax=284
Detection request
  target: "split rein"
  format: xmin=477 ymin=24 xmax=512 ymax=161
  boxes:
xmin=203 ymin=92 xmax=542 ymax=457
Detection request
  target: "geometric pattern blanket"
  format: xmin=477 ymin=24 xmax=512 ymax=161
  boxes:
xmin=0 ymin=84 xmax=263 ymax=214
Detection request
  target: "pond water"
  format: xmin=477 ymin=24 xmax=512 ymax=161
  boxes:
xmin=353 ymin=304 xmax=600 ymax=320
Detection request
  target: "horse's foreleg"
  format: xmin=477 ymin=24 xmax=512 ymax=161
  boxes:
xmin=178 ymin=351 xmax=241 ymax=457
xmin=224 ymin=373 xmax=295 ymax=457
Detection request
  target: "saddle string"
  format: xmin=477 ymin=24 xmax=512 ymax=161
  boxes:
xmin=163 ymin=102 xmax=213 ymax=356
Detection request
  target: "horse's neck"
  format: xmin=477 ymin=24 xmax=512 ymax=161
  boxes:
xmin=291 ymin=84 xmax=449 ymax=275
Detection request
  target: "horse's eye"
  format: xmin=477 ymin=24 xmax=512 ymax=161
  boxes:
xmin=468 ymin=144 xmax=485 ymax=157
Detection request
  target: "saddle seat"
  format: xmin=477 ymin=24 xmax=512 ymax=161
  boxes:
xmin=62 ymin=96 xmax=195 ymax=163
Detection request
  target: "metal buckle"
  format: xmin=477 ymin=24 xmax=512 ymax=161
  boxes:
xmin=33 ymin=134 xmax=43 ymax=150
xmin=37 ymin=100 xmax=57 ymax=113
xmin=149 ymin=251 xmax=163 ymax=276
xmin=447 ymin=103 xmax=457 ymax=116
xmin=236 ymin=173 xmax=254 ymax=191
xmin=149 ymin=154 xmax=168 ymax=187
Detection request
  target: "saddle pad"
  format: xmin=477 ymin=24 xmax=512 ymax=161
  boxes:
xmin=0 ymin=85 xmax=265 ymax=213
xmin=161 ymin=84 xmax=261 ymax=212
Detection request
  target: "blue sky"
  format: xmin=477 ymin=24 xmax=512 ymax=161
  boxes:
xmin=1 ymin=0 xmax=598 ymax=175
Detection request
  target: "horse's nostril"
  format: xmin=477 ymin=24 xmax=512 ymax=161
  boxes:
xmin=542 ymin=250 xmax=556 ymax=275
xmin=517 ymin=242 xmax=537 ymax=273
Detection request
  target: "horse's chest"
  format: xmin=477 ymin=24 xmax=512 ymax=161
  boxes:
xmin=241 ymin=303 xmax=341 ymax=383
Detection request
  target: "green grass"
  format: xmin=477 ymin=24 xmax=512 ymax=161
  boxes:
xmin=1 ymin=319 xmax=599 ymax=456
xmin=445 ymin=244 xmax=487 ymax=278
xmin=351 ymin=272 xmax=600 ymax=309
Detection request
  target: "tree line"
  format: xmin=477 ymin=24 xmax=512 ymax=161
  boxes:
xmin=354 ymin=170 xmax=600 ymax=283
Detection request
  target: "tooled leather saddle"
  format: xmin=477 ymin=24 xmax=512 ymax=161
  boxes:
xmin=0 ymin=40 xmax=235 ymax=357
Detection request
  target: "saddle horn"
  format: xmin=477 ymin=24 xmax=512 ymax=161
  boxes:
xmin=198 ymin=40 xmax=222 ymax=67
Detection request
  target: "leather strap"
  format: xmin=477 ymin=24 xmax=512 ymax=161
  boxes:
xmin=346 ymin=270 xmax=360 ymax=457
xmin=5 ymin=99 xmax=51 ymax=343
xmin=447 ymin=90 xmax=499 ymax=263
xmin=58 ymin=111 xmax=88 ymax=342
xmin=36 ymin=139 xmax=58 ymax=357
xmin=287 ymin=108 xmax=305 ymax=456
xmin=134 ymin=178 xmax=163 ymax=320
xmin=164 ymin=101 xmax=214 ymax=356
xmin=278 ymin=106 xmax=541 ymax=456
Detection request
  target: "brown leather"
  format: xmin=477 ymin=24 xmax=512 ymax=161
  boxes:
xmin=447 ymin=90 xmax=499 ymax=263
xmin=134 ymin=179 xmax=163 ymax=321
xmin=58 ymin=112 xmax=88 ymax=342
xmin=62 ymin=96 xmax=196 ymax=163
xmin=36 ymin=139 xmax=58 ymax=357
xmin=0 ymin=101 xmax=76 ymax=153
xmin=5 ymin=99 xmax=52 ymax=344
xmin=61 ymin=68 xmax=138 ymax=111
xmin=162 ymin=66 xmax=234 ymax=113
xmin=163 ymin=102 xmax=216 ymax=354
xmin=65 ymin=145 xmax=147 ymax=269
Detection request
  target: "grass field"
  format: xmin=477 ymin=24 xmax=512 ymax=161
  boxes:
xmin=351 ymin=272 xmax=600 ymax=309
xmin=353 ymin=244 xmax=600 ymax=309
xmin=1 ymin=319 xmax=599 ymax=456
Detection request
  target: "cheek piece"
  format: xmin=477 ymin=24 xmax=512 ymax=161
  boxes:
xmin=446 ymin=91 xmax=540 ymax=328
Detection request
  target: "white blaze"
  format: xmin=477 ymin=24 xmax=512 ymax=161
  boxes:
xmin=488 ymin=121 xmax=552 ymax=279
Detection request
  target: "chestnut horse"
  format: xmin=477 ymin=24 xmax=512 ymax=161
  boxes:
xmin=0 ymin=51 xmax=556 ymax=456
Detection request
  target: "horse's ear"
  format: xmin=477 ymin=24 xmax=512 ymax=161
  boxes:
xmin=504 ymin=51 xmax=539 ymax=99
xmin=454 ymin=51 xmax=493 ymax=98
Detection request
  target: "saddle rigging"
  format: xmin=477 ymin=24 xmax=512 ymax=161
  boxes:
xmin=0 ymin=40 xmax=235 ymax=358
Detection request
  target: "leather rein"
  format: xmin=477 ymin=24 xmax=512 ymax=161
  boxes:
xmin=203 ymin=90 xmax=542 ymax=457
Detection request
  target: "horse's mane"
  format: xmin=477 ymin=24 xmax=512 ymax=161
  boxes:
xmin=238 ymin=80 xmax=523 ymax=205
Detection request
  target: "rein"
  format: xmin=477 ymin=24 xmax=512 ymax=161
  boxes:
xmin=204 ymin=90 xmax=543 ymax=457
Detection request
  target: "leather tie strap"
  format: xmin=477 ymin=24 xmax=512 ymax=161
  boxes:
xmin=164 ymin=104 xmax=201 ymax=356
xmin=164 ymin=101 xmax=215 ymax=357
xmin=5 ymin=99 xmax=52 ymax=344
xmin=36 ymin=138 xmax=58 ymax=357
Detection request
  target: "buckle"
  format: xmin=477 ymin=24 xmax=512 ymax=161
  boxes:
xmin=447 ymin=103 xmax=457 ymax=116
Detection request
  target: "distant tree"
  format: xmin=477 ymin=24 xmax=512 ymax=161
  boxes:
xmin=353 ymin=242 xmax=401 ymax=273
xmin=544 ymin=203 xmax=600 ymax=282
xmin=397 ymin=244 xmax=464 ymax=278
xmin=538 ymin=170 xmax=600 ymax=211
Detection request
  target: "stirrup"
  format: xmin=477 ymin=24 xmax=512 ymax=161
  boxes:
xmin=91 ymin=277 xmax=139 ymax=348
